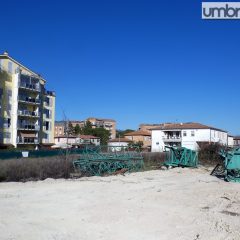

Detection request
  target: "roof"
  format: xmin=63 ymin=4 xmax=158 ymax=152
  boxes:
xmin=55 ymin=121 xmax=65 ymax=126
xmin=150 ymin=122 xmax=227 ymax=133
xmin=0 ymin=52 xmax=46 ymax=82
xmin=108 ymin=138 xmax=132 ymax=143
xmin=87 ymin=117 xmax=116 ymax=122
xmin=80 ymin=135 xmax=100 ymax=139
xmin=124 ymin=130 xmax=151 ymax=136
xmin=234 ymin=136 xmax=240 ymax=140
xmin=54 ymin=135 xmax=100 ymax=139
xmin=54 ymin=135 xmax=76 ymax=139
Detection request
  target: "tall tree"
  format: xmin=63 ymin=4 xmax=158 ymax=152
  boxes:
xmin=74 ymin=124 xmax=81 ymax=135
xmin=68 ymin=122 xmax=75 ymax=136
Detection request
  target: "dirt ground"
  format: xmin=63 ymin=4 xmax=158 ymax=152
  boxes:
xmin=0 ymin=167 xmax=239 ymax=240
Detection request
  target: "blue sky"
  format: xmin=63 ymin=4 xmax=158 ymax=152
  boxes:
xmin=1 ymin=0 xmax=239 ymax=134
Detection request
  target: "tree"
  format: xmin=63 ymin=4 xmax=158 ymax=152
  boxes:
xmin=128 ymin=141 xmax=143 ymax=151
xmin=92 ymin=127 xmax=111 ymax=145
xmin=82 ymin=120 xmax=93 ymax=135
xmin=68 ymin=122 xmax=75 ymax=136
xmin=79 ymin=121 xmax=111 ymax=145
xmin=116 ymin=129 xmax=134 ymax=138
xmin=74 ymin=124 xmax=81 ymax=135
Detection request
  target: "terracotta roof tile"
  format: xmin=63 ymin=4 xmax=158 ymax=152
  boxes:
xmin=150 ymin=122 xmax=227 ymax=132
xmin=124 ymin=130 xmax=151 ymax=136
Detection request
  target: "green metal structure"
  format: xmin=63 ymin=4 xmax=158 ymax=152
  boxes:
xmin=164 ymin=146 xmax=198 ymax=168
xmin=73 ymin=146 xmax=144 ymax=176
xmin=211 ymin=148 xmax=240 ymax=182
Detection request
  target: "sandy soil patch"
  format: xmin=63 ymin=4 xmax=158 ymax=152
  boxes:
xmin=0 ymin=167 xmax=239 ymax=240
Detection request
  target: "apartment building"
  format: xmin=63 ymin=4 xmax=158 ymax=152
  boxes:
xmin=0 ymin=52 xmax=55 ymax=148
xmin=151 ymin=122 xmax=228 ymax=152
xmin=87 ymin=117 xmax=116 ymax=139
xmin=55 ymin=117 xmax=116 ymax=139
xmin=55 ymin=121 xmax=66 ymax=137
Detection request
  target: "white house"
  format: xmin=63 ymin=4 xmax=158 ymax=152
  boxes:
xmin=53 ymin=135 xmax=100 ymax=148
xmin=151 ymin=122 xmax=228 ymax=152
xmin=108 ymin=137 xmax=132 ymax=147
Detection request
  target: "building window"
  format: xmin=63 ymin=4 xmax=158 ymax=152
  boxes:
xmin=156 ymin=142 xmax=159 ymax=145
xmin=191 ymin=131 xmax=195 ymax=137
xmin=183 ymin=131 xmax=187 ymax=137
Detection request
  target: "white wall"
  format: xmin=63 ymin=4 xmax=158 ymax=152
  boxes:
xmin=108 ymin=141 xmax=129 ymax=147
xmin=54 ymin=137 xmax=76 ymax=144
xmin=11 ymin=73 xmax=19 ymax=147
xmin=181 ymin=129 xmax=211 ymax=150
xmin=151 ymin=130 xmax=165 ymax=152
xmin=228 ymin=136 xmax=234 ymax=147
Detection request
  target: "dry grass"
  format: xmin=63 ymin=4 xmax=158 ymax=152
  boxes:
xmin=0 ymin=146 xmax=223 ymax=182
xmin=0 ymin=155 xmax=80 ymax=182
xmin=142 ymin=152 xmax=166 ymax=170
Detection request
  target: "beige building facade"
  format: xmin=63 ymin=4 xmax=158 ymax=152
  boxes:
xmin=124 ymin=130 xmax=151 ymax=149
xmin=0 ymin=52 xmax=55 ymax=148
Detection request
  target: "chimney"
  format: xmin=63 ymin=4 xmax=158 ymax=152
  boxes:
xmin=3 ymin=51 xmax=8 ymax=56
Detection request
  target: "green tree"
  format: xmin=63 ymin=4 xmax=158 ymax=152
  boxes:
xmin=74 ymin=124 xmax=81 ymax=135
xmin=67 ymin=122 xmax=75 ymax=136
xmin=82 ymin=120 xmax=93 ymax=135
xmin=128 ymin=141 xmax=143 ymax=151
xmin=92 ymin=127 xmax=111 ymax=145
xmin=116 ymin=129 xmax=134 ymax=138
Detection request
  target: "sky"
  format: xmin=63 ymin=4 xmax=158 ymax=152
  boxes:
xmin=0 ymin=0 xmax=239 ymax=134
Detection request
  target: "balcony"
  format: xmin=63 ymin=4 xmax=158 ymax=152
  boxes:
xmin=18 ymin=110 xmax=40 ymax=118
xmin=45 ymin=90 xmax=55 ymax=97
xmin=43 ymin=126 xmax=51 ymax=132
xmin=18 ymin=124 xmax=40 ymax=131
xmin=19 ymin=82 xmax=40 ymax=92
xmin=43 ymin=114 xmax=52 ymax=119
xmin=162 ymin=136 xmax=182 ymax=142
xmin=44 ymin=101 xmax=52 ymax=108
xmin=18 ymin=96 xmax=40 ymax=105
xmin=18 ymin=138 xmax=39 ymax=144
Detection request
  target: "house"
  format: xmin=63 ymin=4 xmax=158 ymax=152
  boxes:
xmin=124 ymin=130 xmax=151 ymax=150
xmin=233 ymin=136 xmax=240 ymax=147
xmin=79 ymin=135 xmax=100 ymax=146
xmin=0 ymin=51 xmax=55 ymax=148
xmin=108 ymin=137 xmax=132 ymax=147
xmin=54 ymin=135 xmax=100 ymax=147
xmin=151 ymin=122 xmax=228 ymax=152
xmin=139 ymin=123 xmax=165 ymax=133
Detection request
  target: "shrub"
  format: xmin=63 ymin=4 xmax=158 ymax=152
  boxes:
xmin=198 ymin=143 xmax=224 ymax=166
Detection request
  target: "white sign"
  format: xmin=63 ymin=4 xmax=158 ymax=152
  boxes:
xmin=202 ymin=2 xmax=240 ymax=19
